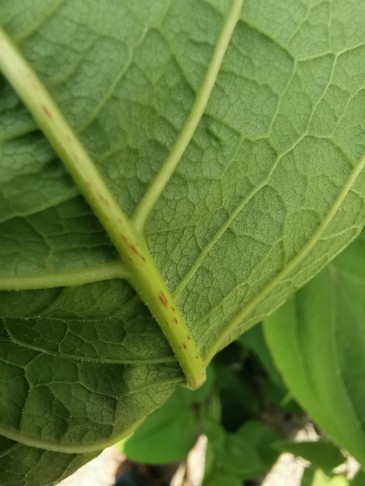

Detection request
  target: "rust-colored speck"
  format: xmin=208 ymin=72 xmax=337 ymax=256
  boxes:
xmin=183 ymin=343 xmax=187 ymax=350
xmin=159 ymin=292 xmax=168 ymax=306
xmin=42 ymin=105 xmax=52 ymax=118
xmin=131 ymin=245 xmax=138 ymax=254
xmin=187 ymin=335 xmax=191 ymax=340
xmin=174 ymin=317 xmax=178 ymax=323
xmin=99 ymin=195 xmax=109 ymax=206
xmin=172 ymin=307 xmax=175 ymax=312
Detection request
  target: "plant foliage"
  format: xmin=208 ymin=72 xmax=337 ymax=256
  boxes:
xmin=1 ymin=0 xmax=365 ymax=483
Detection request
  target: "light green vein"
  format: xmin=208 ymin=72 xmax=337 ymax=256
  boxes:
xmin=173 ymin=51 xmax=353 ymax=301
xmin=0 ymin=26 xmax=205 ymax=389
xmin=0 ymin=261 xmax=127 ymax=290
xmin=14 ymin=0 xmax=64 ymax=44
xmin=132 ymin=0 xmax=244 ymax=232
xmin=205 ymin=153 xmax=365 ymax=362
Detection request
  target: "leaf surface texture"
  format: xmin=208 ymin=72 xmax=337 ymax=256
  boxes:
xmin=0 ymin=0 xmax=365 ymax=481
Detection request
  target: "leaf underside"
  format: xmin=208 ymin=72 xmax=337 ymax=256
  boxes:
xmin=0 ymin=0 xmax=365 ymax=482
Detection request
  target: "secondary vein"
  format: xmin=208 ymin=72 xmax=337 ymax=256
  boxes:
xmin=132 ymin=0 xmax=244 ymax=232
xmin=0 ymin=261 xmax=128 ymax=290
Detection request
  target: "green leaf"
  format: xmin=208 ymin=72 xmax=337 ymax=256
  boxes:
xmin=238 ymin=325 xmax=286 ymax=390
xmin=301 ymin=467 xmax=349 ymax=486
xmin=123 ymin=386 xmax=197 ymax=464
xmin=122 ymin=369 xmax=214 ymax=464
xmin=1 ymin=0 xmax=365 ymax=480
xmin=264 ymin=233 xmax=365 ymax=466
xmin=204 ymin=420 xmax=280 ymax=479
xmin=0 ymin=435 xmax=97 ymax=486
xmin=350 ymin=469 xmax=365 ymax=486
xmin=273 ymin=440 xmax=345 ymax=472
xmin=202 ymin=469 xmax=244 ymax=486
xmin=215 ymin=364 xmax=260 ymax=431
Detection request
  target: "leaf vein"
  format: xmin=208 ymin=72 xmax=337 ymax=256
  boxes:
xmin=132 ymin=0 xmax=244 ymax=231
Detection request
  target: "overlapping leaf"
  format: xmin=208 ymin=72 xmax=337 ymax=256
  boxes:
xmin=265 ymin=233 xmax=365 ymax=466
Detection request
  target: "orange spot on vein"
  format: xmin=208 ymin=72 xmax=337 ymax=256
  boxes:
xmin=129 ymin=244 xmax=147 ymax=263
xmin=99 ymin=195 xmax=109 ymax=206
xmin=159 ymin=292 xmax=168 ymax=306
xmin=42 ymin=105 xmax=52 ymax=118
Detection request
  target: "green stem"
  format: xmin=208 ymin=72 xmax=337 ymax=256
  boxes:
xmin=0 ymin=27 xmax=205 ymax=389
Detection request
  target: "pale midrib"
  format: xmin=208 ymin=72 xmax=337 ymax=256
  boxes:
xmin=0 ymin=27 xmax=206 ymax=390
xmin=0 ymin=261 xmax=127 ymax=290
xmin=132 ymin=0 xmax=244 ymax=232
xmin=205 ymin=154 xmax=365 ymax=363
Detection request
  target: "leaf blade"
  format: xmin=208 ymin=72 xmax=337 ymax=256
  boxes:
xmin=264 ymin=234 xmax=365 ymax=466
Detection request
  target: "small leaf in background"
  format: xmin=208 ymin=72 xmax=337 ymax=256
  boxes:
xmin=215 ymin=363 xmax=260 ymax=431
xmin=301 ymin=466 xmax=349 ymax=486
xmin=273 ymin=440 xmax=345 ymax=472
xmin=203 ymin=419 xmax=281 ymax=480
xmin=350 ymin=469 xmax=365 ymax=485
xmin=264 ymin=234 xmax=365 ymax=467
xmin=238 ymin=324 xmax=302 ymax=414
xmin=121 ymin=368 xmax=214 ymax=464
xmin=202 ymin=469 xmax=244 ymax=486
xmin=239 ymin=325 xmax=286 ymax=390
